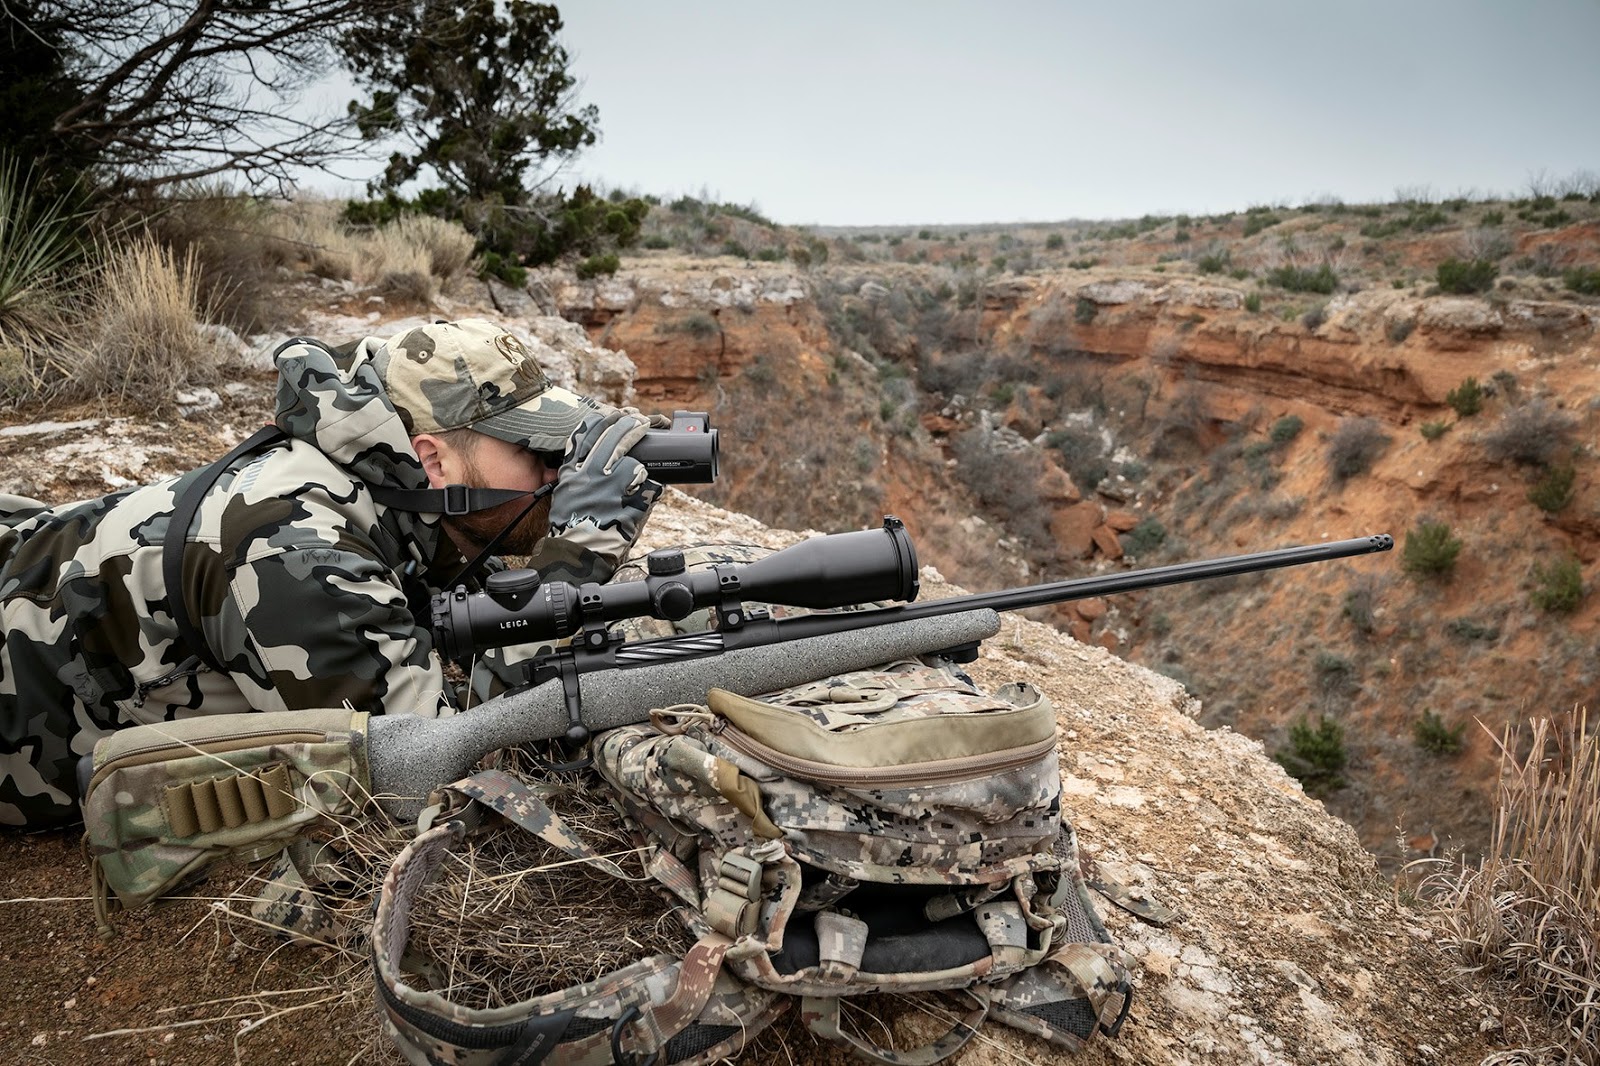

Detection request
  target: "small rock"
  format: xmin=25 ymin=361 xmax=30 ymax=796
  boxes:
xmin=175 ymin=387 xmax=221 ymax=418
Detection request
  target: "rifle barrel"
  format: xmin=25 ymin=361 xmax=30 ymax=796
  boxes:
xmin=895 ymin=533 xmax=1394 ymax=621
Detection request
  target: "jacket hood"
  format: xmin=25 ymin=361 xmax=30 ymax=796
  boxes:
xmin=272 ymin=334 xmax=442 ymax=554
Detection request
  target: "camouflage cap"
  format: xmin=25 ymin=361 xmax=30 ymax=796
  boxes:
xmin=381 ymin=319 xmax=596 ymax=452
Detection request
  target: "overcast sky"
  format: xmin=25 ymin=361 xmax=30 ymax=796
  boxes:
xmin=304 ymin=2 xmax=1599 ymax=227
xmin=532 ymin=0 xmax=1600 ymax=226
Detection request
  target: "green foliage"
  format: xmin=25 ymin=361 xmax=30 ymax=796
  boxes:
xmin=1067 ymin=257 xmax=1098 ymax=270
xmin=1564 ymin=265 xmax=1600 ymax=295
xmin=1402 ymin=520 xmax=1463 ymax=580
xmin=1269 ymin=414 xmax=1304 ymax=444
xmin=1125 ymin=517 xmax=1167 ymax=557
xmin=1301 ymin=303 xmax=1328 ymax=330
xmin=1414 ymin=710 xmax=1466 ymax=756
xmin=1196 ymin=251 xmax=1230 ymax=274
xmin=1313 ymin=651 xmax=1357 ymax=698
xmin=641 ymin=235 xmax=671 ymax=250
xmin=1242 ymin=213 xmax=1281 ymax=237
xmin=1530 ymin=557 xmax=1584 ymax=613
xmin=1275 ymin=715 xmax=1348 ymax=795
xmin=1527 ymin=462 xmax=1576 ymax=513
xmin=1482 ymin=399 xmax=1579 ymax=466
xmin=574 ymin=252 xmax=620 ymax=280
xmin=1445 ymin=617 xmax=1500 ymax=642
xmin=1046 ymin=425 xmax=1109 ymax=492
xmin=1265 ymin=264 xmax=1338 ymax=294
xmin=1243 ymin=292 xmax=1262 ymax=313
xmin=1445 ymin=377 xmax=1483 ymax=417
xmin=1387 ymin=318 xmax=1415 ymax=343
xmin=1174 ymin=228 xmax=1191 ymax=243
xmin=1419 ymin=420 xmax=1450 ymax=441
xmin=478 ymin=250 xmax=526 ymax=287
xmin=0 ymin=5 xmax=95 ymax=175
xmin=1481 ymin=210 xmax=1504 ymax=226
xmin=1327 ymin=417 xmax=1390 ymax=481
xmin=1342 ymin=586 xmax=1376 ymax=635
xmin=1074 ymin=297 xmax=1098 ymax=325
xmin=1436 ymin=258 xmax=1499 ymax=294
xmin=0 ymin=154 xmax=91 ymax=401
xmin=1045 ymin=233 xmax=1065 ymax=250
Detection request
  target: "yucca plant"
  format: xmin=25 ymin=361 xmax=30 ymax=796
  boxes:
xmin=0 ymin=156 xmax=93 ymax=403
xmin=1422 ymin=713 xmax=1600 ymax=1059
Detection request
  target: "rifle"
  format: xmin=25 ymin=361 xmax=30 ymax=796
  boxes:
xmin=366 ymin=518 xmax=1392 ymax=817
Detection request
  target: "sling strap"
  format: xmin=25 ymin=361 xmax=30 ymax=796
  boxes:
xmin=163 ymin=424 xmax=287 ymax=673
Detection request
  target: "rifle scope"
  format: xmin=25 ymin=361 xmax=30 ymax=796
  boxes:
xmin=432 ymin=517 xmax=919 ymax=662
xmin=629 ymin=410 xmax=718 ymax=484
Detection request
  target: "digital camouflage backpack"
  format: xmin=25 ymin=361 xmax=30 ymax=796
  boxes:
xmin=370 ymin=546 xmax=1134 ymax=1065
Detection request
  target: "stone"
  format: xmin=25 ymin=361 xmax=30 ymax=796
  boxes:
xmin=1092 ymin=524 xmax=1125 ymax=560
xmin=1077 ymin=597 xmax=1109 ymax=622
xmin=1105 ymin=509 xmax=1139 ymax=532
xmin=1052 ymin=500 xmax=1104 ymax=559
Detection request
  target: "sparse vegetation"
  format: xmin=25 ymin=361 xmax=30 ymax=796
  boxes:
xmin=1482 ymin=399 xmax=1578 ymax=466
xmin=1436 ymin=257 xmax=1498 ymax=294
xmin=1530 ymin=557 xmax=1584 ymax=613
xmin=1413 ymin=710 xmax=1467 ymax=756
xmin=1265 ymin=263 xmax=1338 ymax=294
xmin=1565 ymin=265 xmax=1600 ymax=295
xmin=1528 ymin=463 xmax=1577 ymax=513
xmin=575 ymin=253 xmax=621 ymax=280
xmin=1420 ymin=421 xmax=1450 ymax=441
xmin=1326 ymin=417 xmax=1390 ymax=481
xmin=1125 ymin=517 xmax=1167 ymax=557
xmin=1074 ymin=296 xmax=1098 ymax=325
xmin=1243 ymin=292 xmax=1262 ymax=313
xmin=1269 ymin=414 xmax=1304 ymax=445
xmin=1387 ymin=318 xmax=1415 ymax=343
xmin=1445 ymin=377 xmax=1484 ymax=417
xmin=1402 ymin=520 xmax=1463 ymax=580
xmin=1275 ymin=715 xmax=1348 ymax=795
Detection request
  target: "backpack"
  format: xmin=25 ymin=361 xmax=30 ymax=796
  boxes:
xmin=371 ymin=654 xmax=1133 ymax=1065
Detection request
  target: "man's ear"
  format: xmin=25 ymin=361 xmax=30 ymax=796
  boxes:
xmin=411 ymin=433 xmax=450 ymax=489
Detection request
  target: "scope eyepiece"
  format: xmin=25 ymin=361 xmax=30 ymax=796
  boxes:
xmin=629 ymin=410 xmax=718 ymax=484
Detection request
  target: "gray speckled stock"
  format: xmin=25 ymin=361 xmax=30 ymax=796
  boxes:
xmin=367 ymin=609 xmax=1002 ymax=820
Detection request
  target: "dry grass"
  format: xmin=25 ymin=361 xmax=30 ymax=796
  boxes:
xmin=63 ymin=238 xmax=219 ymax=407
xmin=0 ymin=159 xmax=92 ymax=405
xmin=265 ymin=198 xmax=360 ymax=280
xmin=1421 ymin=711 xmax=1600 ymax=1062
xmin=209 ymin=755 xmax=686 ymax=1016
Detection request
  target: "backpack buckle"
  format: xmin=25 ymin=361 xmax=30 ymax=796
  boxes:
xmin=705 ymin=851 xmax=765 ymax=938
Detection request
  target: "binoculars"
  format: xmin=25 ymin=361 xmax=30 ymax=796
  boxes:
xmin=628 ymin=410 xmax=719 ymax=484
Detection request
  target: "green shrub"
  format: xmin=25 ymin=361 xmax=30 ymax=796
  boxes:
xmin=1327 ymin=417 xmax=1390 ymax=481
xmin=1313 ymin=651 xmax=1357 ymax=698
xmin=1265 ymin=264 xmax=1339 ymax=294
xmin=641 ymin=235 xmax=671 ymax=250
xmin=1445 ymin=377 xmax=1483 ymax=417
xmin=1480 ymin=210 xmax=1504 ymax=226
xmin=1419 ymin=420 xmax=1450 ymax=441
xmin=1414 ymin=710 xmax=1467 ymax=756
xmin=1270 ymin=414 xmax=1304 ymax=445
xmin=1436 ymin=258 xmax=1498 ymax=294
xmin=1243 ymin=292 xmax=1262 ymax=313
xmin=1045 ymin=233 xmax=1065 ymax=250
xmin=1302 ymin=304 xmax=1328 ymax=330
xmin=575 ymin=253 xmax=620 ymax=279
xmin=1444 ymin=617 xmax=1500 ymax=642
xmin=1074 ymin=296 xmax=1098 ymax=325
xmin=1197 ymin=252 xmax=1230 ymax=274
xmin=1530 ymin=557 xmax=1583 ymax=613
xmin=1275 ymin=715 xmax=1348 ymax=794
xmin=1228 ymin=267 xmax=1252 ymax=280
xmin=1174 ymin=229 xmax=1191 ymax=243
xmin=1387 ymin=318 xmax=1415 ymax=343
xmin=1242 ymin=213 xmax=1281 ymax=237
xmin=1528 ymin=463 xmax=1576 ymax=513
xmin=1342 ymin=586 xmax=1376 ymax=635
xmin=1564 ymin=265 xmax=1600 ymax=295
xmin=1124 ymin=517 xmax=1167 ymax=557
xmin=1402 ymin=520 xmax=1462 ymax=580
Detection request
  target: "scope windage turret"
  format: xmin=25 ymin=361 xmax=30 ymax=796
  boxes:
xmin=432 ymin=517 xmax=919 ymax=662
xmin=629 ymin=410 xmax=718 ymax=484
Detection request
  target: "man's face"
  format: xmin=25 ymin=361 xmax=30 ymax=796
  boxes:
xmin=445 ymin=434 xmax=559 ymax=557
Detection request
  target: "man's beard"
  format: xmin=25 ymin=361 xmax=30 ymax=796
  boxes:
xmin=441 ymin=460 xmax=552 ymax=559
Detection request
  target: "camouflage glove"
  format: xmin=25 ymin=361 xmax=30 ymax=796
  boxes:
xmin=535 ymin=407 xmax=663 ymax=585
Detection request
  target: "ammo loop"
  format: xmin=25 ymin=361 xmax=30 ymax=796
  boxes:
xmin=163 ymin=763 xmax=297 ymax=837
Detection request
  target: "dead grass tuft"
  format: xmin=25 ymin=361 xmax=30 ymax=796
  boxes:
xmin=64 ymin=238 xmax=219 ymax=407
xmin=1421 ymin=711 xmax=1600 ymax=1062
xmin=210 ymin=755 xmax=686 ymax=1015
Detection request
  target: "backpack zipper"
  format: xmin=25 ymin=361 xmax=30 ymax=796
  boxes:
xmin=712 ymin=720 xmax=1057 ymax=787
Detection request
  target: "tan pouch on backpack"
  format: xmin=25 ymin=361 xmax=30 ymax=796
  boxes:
xmin=80 ymin=708 xmax=372 ymax=916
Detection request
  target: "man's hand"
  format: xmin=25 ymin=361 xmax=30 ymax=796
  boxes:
xmin=535 ymin=407 xmax=664 ymax=584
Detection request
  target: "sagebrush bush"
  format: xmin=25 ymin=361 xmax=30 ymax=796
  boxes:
xmin=1436 ymin=257 xmax=1498 ymax=294
xmin=1402 ymin=520 xmax=1462 ymax=580
xmin=1530 ymin=557 xmax=1584 ymax=613
xmin=1482 ymin=399 xmax=1578 ymax=466
xmin=1243 ymin=292 xmax=1262 ymax=313
xmin=1528 ymin=462 xmax=1577 ymax=513
xmin=1124 ymin=517 xmax=1167 ymax=557
xmin=0 ymin=156 xmax=89 ymax=404
xmin=1269 ymin=414 xmax=1304 ymax=445
xmin=1565 ymin=265 xmax=1600 ymax=295
xmin=1265 ymin=263 xmax=1338 ymax=294
xmin=1419 ymin=420 xmax=1450 ymax=441
xmin=1326 ymin=417 xmax=1390 ymax=481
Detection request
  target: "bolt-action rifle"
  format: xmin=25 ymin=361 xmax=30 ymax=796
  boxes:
xmin=365 ymin=519 xmax=1392 ymax=817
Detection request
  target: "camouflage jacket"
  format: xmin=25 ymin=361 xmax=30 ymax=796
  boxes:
xmin=0 ymin=337 xmax=610 ymax=830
